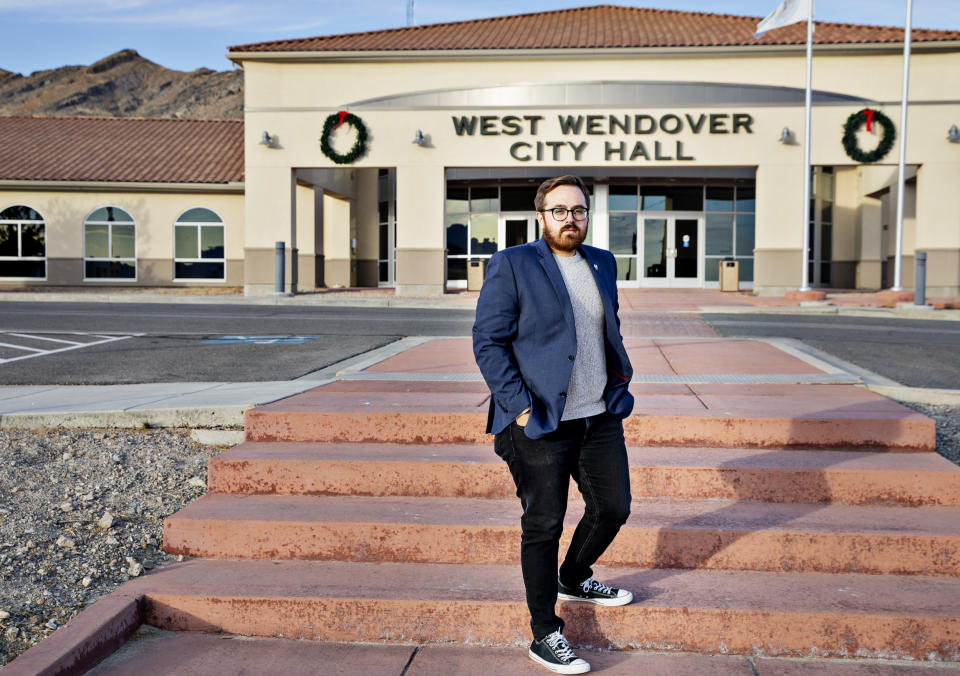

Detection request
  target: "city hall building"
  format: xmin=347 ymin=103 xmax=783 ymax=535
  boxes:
xmin=1 ymin=5 xmax=959 ymax=296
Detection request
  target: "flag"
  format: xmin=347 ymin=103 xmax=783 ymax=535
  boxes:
xmin=754 ymin=0 xmax=813 ymax=38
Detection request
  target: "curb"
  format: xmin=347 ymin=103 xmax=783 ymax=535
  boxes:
xmin=699 ymin=304 xmax=960 ymax=320
xmin=0 ymin=406 xmax=248 ymax=430
xmin=1 ymin=593 xmax=142 ymax=676
xmin=0 ymin=292 xmax=477 ymax=311
xmin=867 ymin=386 xmax=960 ymax=407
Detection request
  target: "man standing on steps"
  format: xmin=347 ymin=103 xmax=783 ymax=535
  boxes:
xmin=473 ymin=175 xmax=635 ymax=674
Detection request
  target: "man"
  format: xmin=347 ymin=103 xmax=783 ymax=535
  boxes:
xmin=473 ymin=175 xmax=635 ymax=674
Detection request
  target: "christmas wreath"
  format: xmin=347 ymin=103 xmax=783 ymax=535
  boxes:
xmin=842 ymin=108 xmax=895 ymax=163
xmin=320 ymin=111 xmax=368 ymax=164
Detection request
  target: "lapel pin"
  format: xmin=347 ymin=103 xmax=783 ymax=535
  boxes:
xmin=593 ymin=264 xmax=598 ymax=270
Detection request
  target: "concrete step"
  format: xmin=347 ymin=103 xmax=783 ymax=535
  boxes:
xmin=83 ymin=626 xmax=960 ymax=676
xmin=209 ymin=442 xmax=960 ymax=506
xmin=242 ymin=384 xmax=935 ymax=450
xmin=163 ymin=494 xmax=960 ymax=576
xmin=131 ymin=559 xmax=960 ymax=662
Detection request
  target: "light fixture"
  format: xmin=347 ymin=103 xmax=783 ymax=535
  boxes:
xmin=260 ymin=131 xmax=275 ymax=147
xmin=778 ymin=127 xmax=794 ymax=144
xmin=948 ymin=124 xmax=960 ymax=143
xmin=412 ymin=129 xmax=426 ymax=146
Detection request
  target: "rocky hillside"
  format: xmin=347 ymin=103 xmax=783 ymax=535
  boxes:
xmin=0 ymin=50 xmax=242 ymax=119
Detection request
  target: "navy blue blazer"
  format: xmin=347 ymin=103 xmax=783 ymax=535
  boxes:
xmin=472 ymin=237 xmax=634 ymax=439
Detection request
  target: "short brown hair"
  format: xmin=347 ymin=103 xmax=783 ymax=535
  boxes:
xmin=534 ymin=175 xmax=590 ymax=212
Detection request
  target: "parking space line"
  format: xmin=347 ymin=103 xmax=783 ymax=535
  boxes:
xmin=0 ymin=341 xmax=46 ymax=353
xmin=0 ymin=333 xmax=139 ymax=365
xmin=6 ymin=332 xmax=84 ymax=345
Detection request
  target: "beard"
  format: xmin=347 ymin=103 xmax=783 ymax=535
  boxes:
xmin=543 ymin=224 xmax=587 ymax=253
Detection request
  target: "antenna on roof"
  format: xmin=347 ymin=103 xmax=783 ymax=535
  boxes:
xmin=406 ymin=0 xmax=415 ymax=26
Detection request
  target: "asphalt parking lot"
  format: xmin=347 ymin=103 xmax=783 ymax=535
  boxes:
xmin=0 ymin=301 xmax=475 ymax=385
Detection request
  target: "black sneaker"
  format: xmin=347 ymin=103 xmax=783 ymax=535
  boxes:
xmin=528 ymin=630 xmax=590 ymax=674
xmin=557 ymin=576 xmax=633 ymax=606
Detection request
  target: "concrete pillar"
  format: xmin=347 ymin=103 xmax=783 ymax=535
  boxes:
xmin=295 ymin=182 xmax=316 ymax=289
xmin=915 ymin=162 xmax=960 ymax=296
xmin=395 ymin=164 xmax=445 ymax=296
xmin=243 ymin=165 xmax=294 ymax=295
xmin=323 ymin=192 xmax=354 ymax=288
xmin=354 ymin=168 xmax=380 ymax=287
xmin=753 ymin=163 xmax=804 ymax=295
xmin=831 ymin=168 xmax=858 ymax=289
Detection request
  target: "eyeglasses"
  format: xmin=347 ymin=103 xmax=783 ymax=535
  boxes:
xmin=539 ymin=207 xmax=589 ymax=221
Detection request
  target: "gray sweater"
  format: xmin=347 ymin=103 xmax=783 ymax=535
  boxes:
xmin=553 ymin=251 xmax=608 ymax=420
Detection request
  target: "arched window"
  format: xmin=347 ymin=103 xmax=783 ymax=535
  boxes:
xmin=0 ymin=205 xmax=46 ymax=279
xmin=84 ymin=207 xmax=136 ymax=279
xmin=174 ymin=207 xmax=224 ymax=281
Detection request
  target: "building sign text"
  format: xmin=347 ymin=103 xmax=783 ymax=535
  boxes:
xmin=451 ymin=113 xmax=754 ymax=162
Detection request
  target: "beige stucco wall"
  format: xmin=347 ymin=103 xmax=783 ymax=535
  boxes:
xmin=242 ymin=50 xmax=960 ymax=110
xmin=0 ymin=188 xmax=243 ymax=286
xmin=235 ymin=46 xmax=960 ymax=294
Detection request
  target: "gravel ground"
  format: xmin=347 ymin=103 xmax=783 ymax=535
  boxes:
xmin=0 ymin=428 xmax=223 ymax=668
xmin=901 ymin=403 xmax=960 ymax=466
xmin=0 ymin=407 xmax=957 ymax=669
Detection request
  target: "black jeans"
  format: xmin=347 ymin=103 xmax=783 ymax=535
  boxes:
xmin=494 ymin=410 xmax=631 ymax=641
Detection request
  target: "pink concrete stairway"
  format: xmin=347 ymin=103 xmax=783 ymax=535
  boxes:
xmin=150 ymin=402 xmax=960 ymax=664
xmin=127 ymin=338 xmax=960 ymax=667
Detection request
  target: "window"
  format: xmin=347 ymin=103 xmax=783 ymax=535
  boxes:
xmin=807 ymin=167 xmax=834 ymax=286
xmin=174 ymin=208 xmax=225 ymax=281
xmin=377 ymin=169 xmax=396 ymax=286
xmin=0 ymin=205 xmax=46 ymax=279
xmin=84 ymin=207 xmax=136 ymax=280
xmin=608 ymin=187 xmax=639 ymax=281
xmin=703 ymin=183 xmax=755 ymax=285
xmin=445 ymin=184 xmax=500 ymax=282
xmin=445 ymin=181 xmax=592 ymax=284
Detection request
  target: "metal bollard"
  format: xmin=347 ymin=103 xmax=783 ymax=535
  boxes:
xmin=914 ymin=251 xmax=926 ymax=305
xmin=275 ymin=242 xmax=285 ymax=294
xmin=289 ymin=247 xmax=298 ymax=296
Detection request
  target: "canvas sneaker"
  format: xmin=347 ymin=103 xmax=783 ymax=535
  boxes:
xmin=557 ymin=576 xmax=633 ymax=606
xmin=528 ymin=630 xmax=590 ymax=674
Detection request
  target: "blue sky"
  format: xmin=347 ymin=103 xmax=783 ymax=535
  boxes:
xmin=2 ymin=1 xmax=959 ymax=75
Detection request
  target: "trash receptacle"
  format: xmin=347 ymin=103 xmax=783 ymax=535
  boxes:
xmin=467 ymin=259 xmax=486 ymax=291
xmin=719 ymin=259 xmax=740 ymax=292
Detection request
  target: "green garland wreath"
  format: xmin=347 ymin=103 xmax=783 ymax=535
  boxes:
xmin=320 ymin=112 xmax=368 ymax=164
xmin=842 ymin=108 xmax=895 ymax=163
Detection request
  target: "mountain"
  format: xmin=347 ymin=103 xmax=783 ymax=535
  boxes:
xmin=0 ymin=50 xmax=242 ymax=119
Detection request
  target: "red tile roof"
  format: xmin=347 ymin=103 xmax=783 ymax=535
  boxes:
xmin=230 ymin=4 xmax=960 ymax=54
xmin=0 ymin=116 xmax=243 ymax=184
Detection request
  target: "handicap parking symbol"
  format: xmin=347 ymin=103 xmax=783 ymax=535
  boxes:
xmin=203 ymin=335 xmax=316 ymax=345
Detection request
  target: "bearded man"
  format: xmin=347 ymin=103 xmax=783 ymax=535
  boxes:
xmin=473 ymin=175 xmax=635 ymax=674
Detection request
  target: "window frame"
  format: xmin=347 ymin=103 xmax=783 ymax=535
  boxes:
xmin=172 ymin=207 xmax=226 ymax=283
xmin=83 ymin=206 xmax=137 ymax=282
xmin=0 ymin=204 xmax=47 ymax=281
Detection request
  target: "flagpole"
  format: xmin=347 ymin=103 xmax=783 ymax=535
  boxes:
xmin=892 ymin=0 xmax=913 ymax=291
xmin=799 ymin=2 xmax=814 ymax=291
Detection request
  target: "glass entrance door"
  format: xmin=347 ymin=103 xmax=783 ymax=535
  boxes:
xmin=500 ymin=213 xmax=536 ymax=250
xmin=641 ymin=216 xmax=701 ymax=287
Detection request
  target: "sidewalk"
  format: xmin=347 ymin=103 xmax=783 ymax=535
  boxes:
xmin=1 ymin=287 xmax=958 ymax=314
